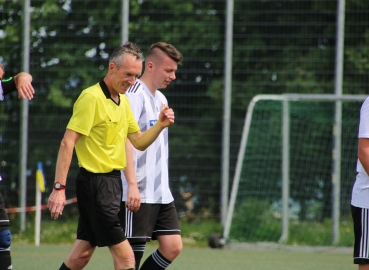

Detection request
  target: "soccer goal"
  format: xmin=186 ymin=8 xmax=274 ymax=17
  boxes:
xmin=223 ymin=94 xmax=367 ymax=246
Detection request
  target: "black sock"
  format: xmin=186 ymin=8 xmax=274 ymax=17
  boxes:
xmin=130 ymin=242 xmax=146 ymax=270
xmin=140 ymin=249 xmax=171 ymax=270
xmin=59 ymin=262 xmax=71 ymax=270
xmin=0 ymin=251 xmax=11 ymax=270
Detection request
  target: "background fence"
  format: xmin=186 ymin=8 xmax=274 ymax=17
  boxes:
xmin=1 ymin=0 xmax=369 ymax=245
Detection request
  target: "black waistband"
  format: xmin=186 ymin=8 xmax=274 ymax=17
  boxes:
xmin=79 ymin=167 xmax=121 ymax=177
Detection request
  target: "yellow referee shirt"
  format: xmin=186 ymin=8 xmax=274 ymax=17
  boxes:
xmin=67 ymin=81 xmax=140 ymax=173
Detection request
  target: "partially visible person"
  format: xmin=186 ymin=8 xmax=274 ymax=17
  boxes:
xmin=0 ymin=63 xmax=35 ymax=100
xmin=121 ymin=42 xmax=183 ymax=270
xmin=47 ymin=42 xmax=175 ymax=270
xmin=351 ymin=96 xmax=369 ymax=270
xmin=0 ymin=63 xmax=35 ymax=270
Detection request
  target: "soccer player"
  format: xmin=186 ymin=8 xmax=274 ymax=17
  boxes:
xmin=0 ymin=63 xmax=34 ymax=270
xmin=47 ymin=42 xmax=175 ymax=270
xmin=121 ymin=42 xmax=183 ymax=270
xmin=351 ymin=96 xmax=369 ymax=270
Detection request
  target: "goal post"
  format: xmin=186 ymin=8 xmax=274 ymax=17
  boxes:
xmin=224 ymin=94 xmax=367 ymax=245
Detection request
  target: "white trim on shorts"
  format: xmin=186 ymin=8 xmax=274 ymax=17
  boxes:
xmin=356 ymin=208 xmax=369 ymax=260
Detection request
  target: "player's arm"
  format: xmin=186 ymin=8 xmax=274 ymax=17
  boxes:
xmin=47 ymin=129 xmax=81 ymax=220
xmin=1 ymin=77 xmax=17 ymax=100
xmin=358 ymin=138 xmax=369 ymax=175
xmin=128 ymin=106 xmax=174 ymax=151
xmin=122 ymin=139 xmax=140 ymax=212
xmin=13 ymin=72 xmax=34 ymax=100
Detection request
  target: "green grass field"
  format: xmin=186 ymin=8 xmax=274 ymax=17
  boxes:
xmin=11 ymin=243 xmax=356 ymax=270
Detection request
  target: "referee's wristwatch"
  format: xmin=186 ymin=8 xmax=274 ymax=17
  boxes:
xmin=53 ymin=182 xmax=66 ymax=190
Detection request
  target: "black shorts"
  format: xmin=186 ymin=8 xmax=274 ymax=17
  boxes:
xmin=76 ymin=168 xmax=126 ymax=247
xmin=120 ymin=202 xmax=180 ymax=243
xmin=352 ymin=205 xmax=369 ymax=264
xmin=0 ymin=192 xmax=9 ymax=226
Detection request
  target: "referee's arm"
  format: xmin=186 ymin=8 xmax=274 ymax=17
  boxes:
xmin=48 ymin=129 xmax=81 ymax=220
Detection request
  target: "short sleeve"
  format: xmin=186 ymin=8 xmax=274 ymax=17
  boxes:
xmin=67 ymin=92 xmax=97 ymax=136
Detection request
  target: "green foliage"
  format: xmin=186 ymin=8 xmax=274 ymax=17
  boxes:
xmin=180 ymin=220 xmax=223 ymax=247
xmin=10 ymin=214 xmax=353 ymax=247
xmin=11 ymin=219 xmax=77 ymax=244
xmin=229 ymin=199 xmax=354 ymax=247
xmin=10 ymin=218 xmax=222 ymax=247
xmin=230 ymin=199 xmax=281 ymax=242
xmin=287 ymin=219 xmax=354 ymax=247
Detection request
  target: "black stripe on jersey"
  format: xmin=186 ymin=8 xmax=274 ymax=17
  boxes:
xmin=128 ymin=82 xmax=141 ymax=93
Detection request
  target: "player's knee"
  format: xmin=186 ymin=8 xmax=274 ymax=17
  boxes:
xmin=0 ymin=229 xmax=12 ymax=249
xmin=159 ymin=242 xmax=182 ymax=261
xmin=172 ymin=241 xmax=183 ymax=257
xmin=170 ymin=237 xmax=183 ymax=257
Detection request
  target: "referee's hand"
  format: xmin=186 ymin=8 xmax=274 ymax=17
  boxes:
xmin=47 ymin=189 xmax=66 ymax=220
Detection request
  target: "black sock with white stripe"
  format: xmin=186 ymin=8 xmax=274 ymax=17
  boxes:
xmin=139 ymin=249 xmax=171 ymax=270
xmin=130 ymin=242 xmax=146 ymax=270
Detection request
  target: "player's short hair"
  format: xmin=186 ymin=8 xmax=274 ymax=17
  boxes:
xmin=109 ymin=42 xmax=143 ymax=68
xmin=146 ymin=42 xmax=183 ymax=65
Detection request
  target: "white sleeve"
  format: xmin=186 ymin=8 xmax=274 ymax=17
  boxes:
xmin=359 ymin=97 xmax=369 ymax=138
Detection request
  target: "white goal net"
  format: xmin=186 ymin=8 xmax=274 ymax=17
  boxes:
xmin=224 ymin=94 xmax=367 ymax=246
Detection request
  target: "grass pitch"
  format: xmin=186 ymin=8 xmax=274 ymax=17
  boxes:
xmin=11 ymin=242 xmax=355 ymax=270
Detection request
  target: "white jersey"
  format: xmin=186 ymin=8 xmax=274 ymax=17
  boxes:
xmin=121 ymin=79 xmax=174 ymax=204
xmin=352 ymin=97 xmax=369 ymax=208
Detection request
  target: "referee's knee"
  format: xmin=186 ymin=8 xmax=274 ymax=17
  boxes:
xmin=65 ymin=249 xmax=93 ymax=269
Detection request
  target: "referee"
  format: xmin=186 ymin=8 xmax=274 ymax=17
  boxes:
xmin=0 ymin=63 xmax=34 ymax=270
xmin=47 ymin=42 xmax=175 ymax=270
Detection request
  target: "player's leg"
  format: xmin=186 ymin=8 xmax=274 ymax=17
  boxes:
xmin=0 ymin=228 xmax=11 ymax=270
xmin=352 ymin=205 xmax=369 ymax=270
xmin=157 ymin=234 xmax=182 ymax=261
xmin=120 ymin=202 xmax=153 ymax=270
xmin=139 ymin=248 xmax=172 ymax=270
xmin=129 ymin=241 xmax=146 ymax=270
xmin=140 ymin=202 xmax=182 ymax=270
xmin=0 ymin=192 xmax=12 ymax=270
